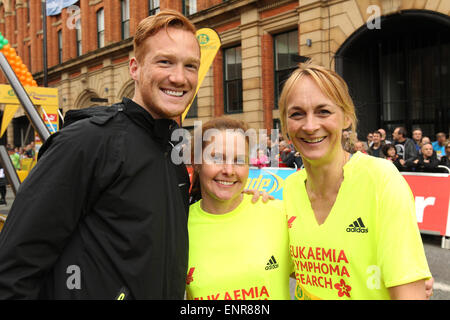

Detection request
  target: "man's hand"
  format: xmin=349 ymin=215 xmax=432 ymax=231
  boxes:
xmin=242 ymin=189 xmax=275 ymax=203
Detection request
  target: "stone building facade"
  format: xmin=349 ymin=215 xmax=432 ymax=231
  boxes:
xmin=0 ymin=0 xmax=448 ymax=146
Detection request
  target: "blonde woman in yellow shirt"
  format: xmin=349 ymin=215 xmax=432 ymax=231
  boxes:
xmin=278 ymin=63 xmax=432 ymax=300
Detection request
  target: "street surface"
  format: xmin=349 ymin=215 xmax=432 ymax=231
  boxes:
xmin=1 ymin=186 xmax=449 ymax=300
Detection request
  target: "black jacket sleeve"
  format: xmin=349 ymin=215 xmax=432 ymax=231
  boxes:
xmin=0 ymin=120 xmax=114 ymax=299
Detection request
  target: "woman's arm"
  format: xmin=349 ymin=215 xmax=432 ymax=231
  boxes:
xmin=388 ymin=279 xmax=427 ymax=300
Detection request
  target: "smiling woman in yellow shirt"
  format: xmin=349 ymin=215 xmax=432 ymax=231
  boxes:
xmin=185 ymin=117 xmax=293 ymax=300
xmin=278 ymin=63 xmax=431 ymax=300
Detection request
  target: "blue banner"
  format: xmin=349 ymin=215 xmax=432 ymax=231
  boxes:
xmin=246 ymin=167 xmax=297 ymax=200
xmin=46 ymin=0 xmax=78 ymax=16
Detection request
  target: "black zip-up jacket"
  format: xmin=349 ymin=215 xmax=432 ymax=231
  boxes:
xmin=0 ymin=98 xmax=190 ymax=299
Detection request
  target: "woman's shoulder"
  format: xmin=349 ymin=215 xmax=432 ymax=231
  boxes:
xmin=243 ymin=194 xmax=284 ymax=215
xmin=350 ymin=151 xmax=398 ymax=174
xmin=348 ymin=152 xmax=406 ymax=192
xmin=284 ymin=168 xmax=306 ymax=186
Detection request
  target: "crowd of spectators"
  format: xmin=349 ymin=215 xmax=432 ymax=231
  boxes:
xmin=6 ymin=142 xmax=36 ymax=170
xmin=251 ymin=127 xmax=449 ymax=174
xmin=346 ymin=127 xmax=449 ymax=173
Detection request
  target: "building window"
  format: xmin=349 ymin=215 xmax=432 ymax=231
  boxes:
xmin=97 ymin=8 xmax=105 ymax=48
xmin=26 ymin=1 xmax=30 ymax=23
xmin=148 ymin=0 xmax=160 ymax=16
xmin=28 ymin=45 xmax=31 ymax=70
xmin=224 ymin=46 xmax=243 ymax=114
xmin=76 ymin=22 xmax=82 ymax=57
xmin=274 ymin=30 xmax=298 ymax=108
xmin=121 ymin=0 xmax=130 ymax=40
xmin=182 ymin=0 xmax=197 ymax=16
xmin=57 ymin=30 xmax=63 ymax=64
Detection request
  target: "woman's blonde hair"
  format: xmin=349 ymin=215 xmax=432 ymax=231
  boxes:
xmin=278 ymin=63 xmax=357 ymax=140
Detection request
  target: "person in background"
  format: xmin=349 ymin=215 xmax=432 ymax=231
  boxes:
xmin=186 ymin=117 xmax=292 ymax=300
xmin=250 ymin=148 xmax=270 ymax=168
xmin=354 ymin=141 xmax=367 ymax=154
xmin=368 ymin=131 xmax=384 ymax=158
xmin=412 ymin=128 xmax=423 ymax=153
xmin=364 ymin=132 xmax=373 ymax=150
xmin=420 ymin=136 xmax=431 ymax=150
xmin=0 ymin=164 xmax=6 ymax=205
xmin=24 ymin=141 xmax=36 ymax=159
xmin=411 ymin=143 xmax=440 ymax=173
xmin=378 ymin=128 xmax=391 ymax=145
xmin=382 ymin=144 xmax=404 ymax=171
xmin=438 ymin=141 xmax=450 ymax=171
xmin=7 ymin=146 xmax=20 ymax=170
xmin=342 ymin=129 xmax=357 ymax=154
xmin=279 ymin=63 xmax=431 ymax=300
xmin=432 ymin=132 xmax=447 ymax=160
xmin=279 ymin=140 xmax=303 ymax=168
xmin=392 ymin=127 xmax=417 ymax=169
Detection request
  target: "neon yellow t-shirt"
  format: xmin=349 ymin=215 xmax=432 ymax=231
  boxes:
xmin=284 ymin=152 xmax=431 ymax=300
xmin=186 ymin=194 xmax=293 ymax=300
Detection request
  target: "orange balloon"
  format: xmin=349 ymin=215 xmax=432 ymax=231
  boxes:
xmin=2 ymin=44 xmax=10 ymax=51
xmin=31 ymin=80 xmax=37 ymax=86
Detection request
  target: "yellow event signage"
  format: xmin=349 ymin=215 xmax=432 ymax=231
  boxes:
xmin=0 ymin=84 xmax=59 ymax=138
xmin=182 ymin=28 xmax=221 ymax=122
xmin=0 ymin=104 xmax=19 ymax=137
xmin=0 ymin=84 xmax=58 ymax=106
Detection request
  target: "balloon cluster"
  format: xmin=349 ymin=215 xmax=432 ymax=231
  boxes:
xmin=0 ymin=32 xmax=37 ymax=87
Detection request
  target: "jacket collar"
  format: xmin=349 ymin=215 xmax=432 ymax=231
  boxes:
xmin=121 ymin=98 xmax=179 ymax=147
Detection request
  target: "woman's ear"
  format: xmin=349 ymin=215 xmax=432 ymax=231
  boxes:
xmin=344 ymin=115 xmax=352 ymax=131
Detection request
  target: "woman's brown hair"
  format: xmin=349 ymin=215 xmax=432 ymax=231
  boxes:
xmin=189 ymin=117 xmax=250 ymax=204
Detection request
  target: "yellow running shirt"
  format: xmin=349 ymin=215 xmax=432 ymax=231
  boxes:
xmin=186 ymin=194 xmax=293 ymax=300
xmin=284 ymin=152 xmax=431 ymax=300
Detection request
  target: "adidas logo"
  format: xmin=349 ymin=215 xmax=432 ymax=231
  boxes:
xmin=346 ymin=217 xmax=369 ymax=233
xmin=265 ymin=255 xmax=279 ymax=270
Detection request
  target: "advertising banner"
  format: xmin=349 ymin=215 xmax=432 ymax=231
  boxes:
xmin=0 ymin=84 xmax=58 ymax=106
xmin=402 ymin=173 xmax=450 ymax=237
xmin=182 ymin=28 xmax=221 ymax=122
